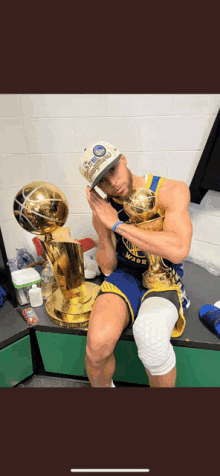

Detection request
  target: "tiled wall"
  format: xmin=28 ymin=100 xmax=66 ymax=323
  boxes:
xmin=1 ymin=94 xmax=220 ymax=272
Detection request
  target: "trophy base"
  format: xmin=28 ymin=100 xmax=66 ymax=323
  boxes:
xmin=142 ymin=269 xmax=177 ymax=289
xmin=45 ymin=282 xmax=100 ymax=329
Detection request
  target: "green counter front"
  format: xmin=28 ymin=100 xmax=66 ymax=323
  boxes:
xmin=35 ymin=331 xmax=88 ymax=377
xmin=35 ymin=330 xmax=220 ymax=387
xmin=0 ymin=335 xmax=33 ymax=387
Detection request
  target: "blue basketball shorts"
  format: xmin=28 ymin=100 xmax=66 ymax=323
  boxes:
xmin=96 ymin=268 xmax=180 ymax=326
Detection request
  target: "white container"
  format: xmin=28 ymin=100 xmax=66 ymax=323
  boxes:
xmin=29 ymin=284 xmax=43 ymax=307
xmin=11 ymin=268 xmax=41 ymax=305
xmin=41 ymin=263 xmax=54 ymax=300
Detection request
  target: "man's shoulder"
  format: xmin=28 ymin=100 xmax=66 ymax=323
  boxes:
xmin=158 ymin=179 xmax=190 ymax=210
xmin=160 ymin=178 xmax=189 ymax=194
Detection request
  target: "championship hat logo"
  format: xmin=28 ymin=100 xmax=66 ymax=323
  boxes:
xmin=79 ymin=141 xmax=121 ymax=189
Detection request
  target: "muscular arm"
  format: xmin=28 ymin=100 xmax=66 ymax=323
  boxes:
xmin=92 ymin=211 xmax=118 ymax=276
xmin=114 ymin=182 xmax=193 ymax=264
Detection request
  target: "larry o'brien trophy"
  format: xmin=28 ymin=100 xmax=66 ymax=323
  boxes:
xmin=123 ymin=188 xmax=176 ymax=289
xmin=13 ymin=181 xmax=100 ymax=328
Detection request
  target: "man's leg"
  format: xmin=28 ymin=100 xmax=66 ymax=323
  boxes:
xmin=133 ymin=296 xmax=179 ymax=388
xmin=85 ymin=293 xmax=130 ymax=387
xmin=145 ymin=365 xmax=176 ymax=388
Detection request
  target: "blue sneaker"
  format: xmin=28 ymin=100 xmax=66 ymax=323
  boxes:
xmin=199 ymin=305 xmax=220 ymax=337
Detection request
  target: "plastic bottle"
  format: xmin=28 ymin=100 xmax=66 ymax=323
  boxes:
xmin=41 ymin=262 xmax=53 ymax=300
xmin=29 ymin=284 xmax=43 ymax=307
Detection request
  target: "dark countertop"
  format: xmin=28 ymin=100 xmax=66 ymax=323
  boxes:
xmin=1 ymin=261 xmax=220 ymax=351
xmin=0 ymin=300 xmax=30 ymax=350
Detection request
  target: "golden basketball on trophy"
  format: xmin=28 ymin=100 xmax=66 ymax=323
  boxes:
xmin=13 ymin=181 xmax=100 ymax=328
xmin=123 ymin=188 xmax=177 ymax=289
xmin=123 ymin=188 xmax=158 ymax=222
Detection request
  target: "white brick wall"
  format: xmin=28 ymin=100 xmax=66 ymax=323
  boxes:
xmin=1 ymin=94 xmax=220 ymax=275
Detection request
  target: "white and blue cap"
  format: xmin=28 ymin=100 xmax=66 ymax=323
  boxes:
xmin=79 ymin=141 xmax=121 ymax=189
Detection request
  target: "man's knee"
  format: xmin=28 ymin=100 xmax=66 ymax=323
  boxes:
xmin=133 ymin=296 xmax=178 ymax=376
xmin=86 ymin=324 xmax=116 ymax=366
xmin=86 ymin=293 xmax=129 ymax=366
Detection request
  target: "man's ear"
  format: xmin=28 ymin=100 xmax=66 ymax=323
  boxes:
xmin=120 ymin=154 xmax=127 ymax=165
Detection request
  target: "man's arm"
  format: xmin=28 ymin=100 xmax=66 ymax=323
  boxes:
xmin=92 ymin=212 xmax=118 ymax=276
xmin=114 ymin=182 xmax=193 ymax=264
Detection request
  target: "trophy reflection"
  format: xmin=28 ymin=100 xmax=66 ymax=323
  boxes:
xmin=124 ymin=188 xmax=176 ymax=289
xmin=13 ymin=181 xmax=100 ymax=328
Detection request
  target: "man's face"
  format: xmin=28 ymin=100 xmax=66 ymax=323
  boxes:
xmin=96 ymin=155 xmax=133 ymax=201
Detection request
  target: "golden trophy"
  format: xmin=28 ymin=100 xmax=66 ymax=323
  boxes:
xmin=13 ymin=181 xmax=100 ymax=328
xmin=123 ymin=188 xmax=177 ymax=289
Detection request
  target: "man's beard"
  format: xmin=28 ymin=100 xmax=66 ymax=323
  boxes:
xmin=108 ymin=168 xmax=133 ymax=201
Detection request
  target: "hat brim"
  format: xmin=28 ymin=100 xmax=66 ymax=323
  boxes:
xmin=90 ymin=154 xmax=121 ymax=190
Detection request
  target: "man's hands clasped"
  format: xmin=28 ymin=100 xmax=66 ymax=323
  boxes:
xmin=86 ymin=186 xmax=119 ymax=230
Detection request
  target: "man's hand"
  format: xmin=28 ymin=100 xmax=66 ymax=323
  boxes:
xmin=86 ymin=186 xmax=119 ymax=230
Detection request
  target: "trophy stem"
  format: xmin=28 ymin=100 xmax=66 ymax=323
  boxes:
xmin=44 ymin=232 xmax=53 ymax=243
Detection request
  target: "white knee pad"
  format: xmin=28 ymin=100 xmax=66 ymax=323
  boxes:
xmin=133 ymin=297 xmax=178 ymax=376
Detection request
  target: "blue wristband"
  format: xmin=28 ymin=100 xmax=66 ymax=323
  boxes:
xmin=112 ymin=221 xmax=125 ymax=232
